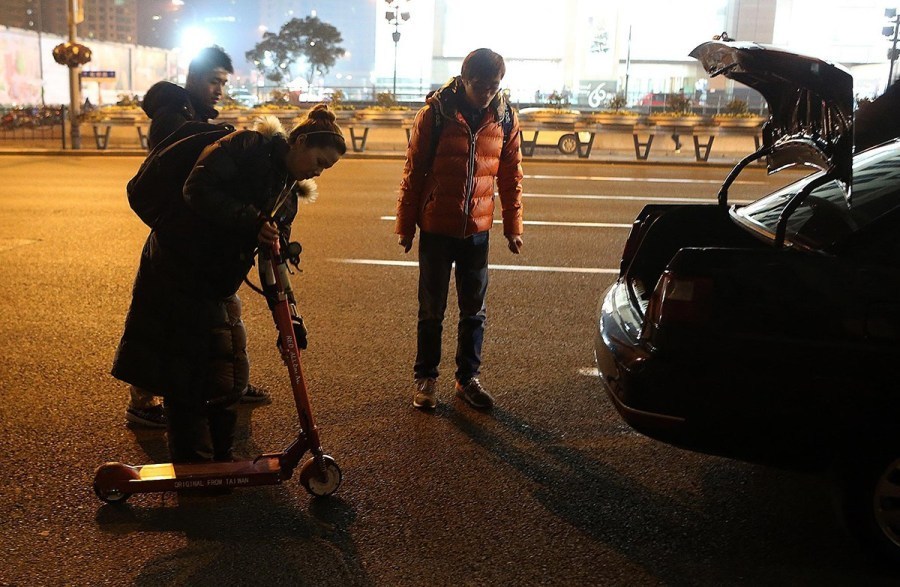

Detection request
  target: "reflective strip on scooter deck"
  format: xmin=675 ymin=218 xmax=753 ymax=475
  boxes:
xmin=124 ymin=456 xmax=285 ymax=492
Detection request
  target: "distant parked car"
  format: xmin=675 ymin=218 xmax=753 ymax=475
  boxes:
xmin=516 ymin=107 xmax=585 ymax=155
xmin=227 ymin=88 xmax=258 ymax=108
xmin=594 ymin=41 xmax=900 ymax=562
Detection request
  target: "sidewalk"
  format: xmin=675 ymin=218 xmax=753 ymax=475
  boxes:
xmin=0 ymin=124 xmax=754 ymax=168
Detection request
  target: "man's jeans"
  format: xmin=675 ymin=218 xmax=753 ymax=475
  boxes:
xmin=415 ymin=230 xmax=489 ymax=384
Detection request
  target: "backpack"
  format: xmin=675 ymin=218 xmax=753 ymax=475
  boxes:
xmin=425 ymin=101 xmax=515 ymax=172
xmin=126 ymin=121 xmax=234 ymax=228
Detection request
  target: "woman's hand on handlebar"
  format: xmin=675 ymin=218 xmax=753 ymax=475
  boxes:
xmin=258 ymin=220 xmax=279 ymax=247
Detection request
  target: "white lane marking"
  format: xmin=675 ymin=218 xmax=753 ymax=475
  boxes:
xmin=524 ymin=220 xmax=633 ymax=228
xmin=578 ymin=367 xmax=599 ymax=377
xmin=0 ymin=238 xmax=39 ymax=252
xmin=330 ymin=258 xmax=619 ymax=274
xmin=378 ymin=216 xmax=631 ymax=228
xmin=525 ymin=193 xmax=753 ymax=204
xmin=524 ymin=174 xmax=765 ymax=185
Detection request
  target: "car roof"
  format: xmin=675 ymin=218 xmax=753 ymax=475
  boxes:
xmin=690 ymin=41 xmax=853 ymax=199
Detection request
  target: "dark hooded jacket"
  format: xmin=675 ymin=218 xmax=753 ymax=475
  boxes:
xmin=112 ymin=122 xmax=299 ymax=407
xmin=142 ymin=81 xmax=220 ymax=150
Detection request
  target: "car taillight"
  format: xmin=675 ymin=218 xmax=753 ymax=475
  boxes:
xmin=644 ymin=271 xmax=715 ymax=329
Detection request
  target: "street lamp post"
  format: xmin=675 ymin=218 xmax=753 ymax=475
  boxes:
xmin=66 ymin=0 xmax=83 ymax=149
xmin=884 ymin=8 xmax=900 ymax=87
xmin=623 ymin=25 xmax=632 ymax=106
xmin=384 ymin=0 xmax=411 ymax=98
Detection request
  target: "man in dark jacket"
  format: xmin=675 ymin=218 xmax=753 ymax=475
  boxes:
xmin=125 ymin=46 xmax=269 ymax=429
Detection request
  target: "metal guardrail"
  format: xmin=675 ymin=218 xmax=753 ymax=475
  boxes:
xmin=0 ymin=105 xmax=765 ymax=162
xmin=0 ymin=105 xmax=66 ymax=149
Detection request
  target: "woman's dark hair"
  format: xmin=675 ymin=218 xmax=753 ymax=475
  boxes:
xmin=288 ymin=103 xmax=347 ymax=155
xmin=461 ymin=48 xmax=505 ymax=81
xmin=187 ymin=45 xmax=234 ymax=79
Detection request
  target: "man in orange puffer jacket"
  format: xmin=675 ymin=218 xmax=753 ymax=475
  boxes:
xmin=395 ymin=48 xmax=524 ymax=411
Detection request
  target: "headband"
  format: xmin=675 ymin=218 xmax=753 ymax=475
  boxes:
xmin=300 ymin=130 xmax=345 ymax=142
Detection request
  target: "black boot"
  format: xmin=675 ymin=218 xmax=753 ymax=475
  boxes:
xmin=164 ymin=400 xmax=209 ymax=464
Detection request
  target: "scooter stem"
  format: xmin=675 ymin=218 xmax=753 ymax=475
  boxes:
xmin=269 ymin=240 xmax=323 ymax=455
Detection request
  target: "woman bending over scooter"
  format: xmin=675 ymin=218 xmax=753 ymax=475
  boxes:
xmin=112 ymin=104 xmax=346 ymax=463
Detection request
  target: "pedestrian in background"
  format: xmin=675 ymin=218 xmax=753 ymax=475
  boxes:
xmin=395 ymin=48 xmax=524 ymax=411
xmin=112 ymin=105 xmax=346 ymax=462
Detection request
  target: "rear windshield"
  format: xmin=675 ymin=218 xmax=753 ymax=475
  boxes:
xmin=735 ymin=141 xmax=900 ymax=249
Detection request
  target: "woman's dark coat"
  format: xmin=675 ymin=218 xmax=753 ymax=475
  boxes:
xmin=112 ymin=126 xmax=298 ymax=407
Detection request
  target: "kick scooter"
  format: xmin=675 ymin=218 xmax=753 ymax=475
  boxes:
xmin=93 ymin=238 xmax=342 ymax=503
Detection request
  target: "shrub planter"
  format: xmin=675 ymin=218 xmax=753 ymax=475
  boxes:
xmin=353 ymin=108 xmax=412 ymax=124
xmin=583 ymin=112 xmax=642 ymax=126
xmin=646 ymin=113 xmax=706 ymax=127
xmin=713 ymin=115 xmax=767 ymax=128
xmin=517 ymin=108 xmax=580 ymax=125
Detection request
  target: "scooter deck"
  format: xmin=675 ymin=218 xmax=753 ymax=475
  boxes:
xmin=99 ymin=454 xmax=287 ymax=494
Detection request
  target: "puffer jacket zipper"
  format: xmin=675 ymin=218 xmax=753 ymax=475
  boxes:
xmin=461 ymin=122 xmax=478 ymax=237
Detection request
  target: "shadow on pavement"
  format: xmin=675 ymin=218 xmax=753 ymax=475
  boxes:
xmin=440 ymin=394 xmax=888 ymax=583
xmin=95 ymin=403 xmax=372 ymax=587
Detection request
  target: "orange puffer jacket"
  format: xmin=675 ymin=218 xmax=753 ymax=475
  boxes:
xmin=395 ymin=77 xmax=523 ymax=239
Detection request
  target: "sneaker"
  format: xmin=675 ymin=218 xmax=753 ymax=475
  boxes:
xmin=412 ymin=377 xmax=437 ymax=409
xmin=455 ymin=378 xmax=494 ymax=410
xmin=125 ymin=404 xmax=167 ymax=428
xmin=240 ymin=383 xmax=271 ymax=404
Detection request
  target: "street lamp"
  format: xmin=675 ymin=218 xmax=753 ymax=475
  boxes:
xmin=27 ymin=0 xmax=46 ymax=105
xmin=884 ymin=8 xmax=900 ymax=87
xmin=384 ymin=0 xmax=411 ymax=98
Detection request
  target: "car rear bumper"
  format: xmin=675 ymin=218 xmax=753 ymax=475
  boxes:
xmin=594 ymin=282 xmax=842 ymax=470
xmin=596 ymin=361 xmax=687 ymax=435
xmin=594 ymin=282 xmax=687 ymax=441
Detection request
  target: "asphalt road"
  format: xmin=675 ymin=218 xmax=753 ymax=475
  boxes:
xmin=0 ymin=155 xmax=896 ymax=585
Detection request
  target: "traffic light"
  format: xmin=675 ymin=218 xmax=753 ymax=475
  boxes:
xmin=885 ymin=8 xmax=900 ymax=86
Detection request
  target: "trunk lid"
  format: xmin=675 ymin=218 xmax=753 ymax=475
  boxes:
xmin=689 ymin=41 xmax=853 ymax=199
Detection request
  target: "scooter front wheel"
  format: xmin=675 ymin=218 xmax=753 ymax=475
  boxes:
xmin=299 ymin=455 xmax=342 ymax=497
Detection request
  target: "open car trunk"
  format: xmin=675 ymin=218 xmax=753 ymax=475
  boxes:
xmin=620 ymin=204 xmax=764 ymax=315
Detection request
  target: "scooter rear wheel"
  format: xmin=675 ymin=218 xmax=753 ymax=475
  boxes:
xmin=93 ymin=483 xmax=131 ymax=504
xmin=299 ymin=455 xmax=342 ymax=497
xmin=93 ymin=462 xmax=136 ymax=504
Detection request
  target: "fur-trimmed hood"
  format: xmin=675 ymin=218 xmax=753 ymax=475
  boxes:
xmin=250 ymin=116 xmax=317 ymax=203
xmin=251 ymin=115 xmax=286 ymax=139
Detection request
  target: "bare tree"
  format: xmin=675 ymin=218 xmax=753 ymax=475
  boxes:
xmin=247 ymin=16 xmax=345 ymax=87
xmin=245 ymin=32 xmax=289 ymax=85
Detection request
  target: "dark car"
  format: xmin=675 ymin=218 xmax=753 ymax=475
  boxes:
xmin=593 ymin=41 xmax=900 ymax=562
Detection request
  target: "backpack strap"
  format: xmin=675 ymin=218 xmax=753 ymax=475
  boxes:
xmin=500 ymin=104 xmax=514 ymax=148
xmin=424 ymin=104 xmax=443 ymax=174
